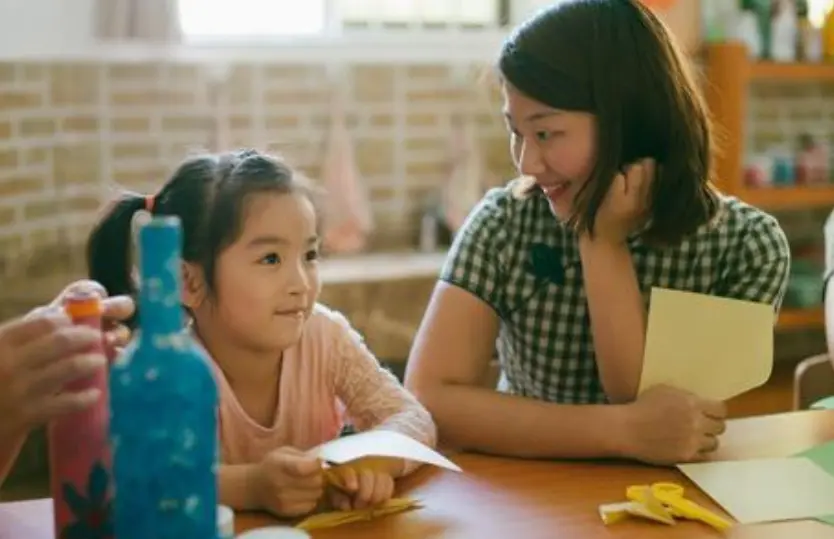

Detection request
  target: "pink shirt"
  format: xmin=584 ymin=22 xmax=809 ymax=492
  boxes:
xmin=211 ymin=304 xmax=436 ymax=473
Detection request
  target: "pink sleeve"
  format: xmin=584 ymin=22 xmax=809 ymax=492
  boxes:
xmin=329 ymin=313 xmax=437 ymax=476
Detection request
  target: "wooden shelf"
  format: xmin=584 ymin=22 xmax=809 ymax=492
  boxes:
xmin=736 ymin=185 xmax=834 ymax=210
xmin=750 ymin=60 xmax=834 ymax=82
xmin=777 ymin=307 xmax=824 ymax=330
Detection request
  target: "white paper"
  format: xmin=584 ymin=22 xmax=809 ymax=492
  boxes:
xmin=678 ymin=457 xmax=834 ymax=524
xmin=315 ymin=430 xmax=462 ymax=472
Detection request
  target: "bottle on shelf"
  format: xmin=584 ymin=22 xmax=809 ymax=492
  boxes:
xmin=771 ymin=0 xmax=798 ymax=62
xmin=109 ymin=215 xmax=219 ymax=539
xmin=823 ymin=3 xmax=834 ymax=61
xmin=48 ymin=291 xmax=114 ymax=539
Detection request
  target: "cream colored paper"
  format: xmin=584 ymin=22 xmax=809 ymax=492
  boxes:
xmin=638 ymin=287 xmax=774 ymax=400
xmin=314 ymin=430 xmax=462 ymax=472
xmin=678 ymin=457 xmax=834 ymax=524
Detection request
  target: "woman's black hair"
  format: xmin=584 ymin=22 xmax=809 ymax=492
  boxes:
xmin=499 ymin=0 xmax=719 ymax=244
xmin=86 ymin=149 xmax=317 ymax=328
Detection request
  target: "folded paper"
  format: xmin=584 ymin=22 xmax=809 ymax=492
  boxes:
xmin=639 ymin=287 xmax=774 ymax=400
xmin=295 ymin=498 xmax=421 ymax=531
xmin=314 ymin=430 xmax=462 ymax=472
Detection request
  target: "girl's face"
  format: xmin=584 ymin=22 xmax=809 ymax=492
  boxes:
xmin=190 ymin=191 xmax=321 ymax=354
xmin=502 ymin=82 xmax=597 ymax=220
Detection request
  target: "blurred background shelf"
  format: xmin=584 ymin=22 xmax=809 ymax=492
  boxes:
xmin=736 ymin=186 xmax=834 ymax=210
xmin=778 ymin=307 xmax=824 ymax=331
xmin=750 ymin=60 xmax=834 ymax=82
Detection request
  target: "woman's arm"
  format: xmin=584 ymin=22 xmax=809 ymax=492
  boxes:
xmin=579 ymin=238 xmax=646 ymax=404
xmin=404 ymin=282 xmax=629 ymax=459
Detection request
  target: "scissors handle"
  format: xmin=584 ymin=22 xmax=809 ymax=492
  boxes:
xmin=666 ymin=496 xmax=733 ymax=531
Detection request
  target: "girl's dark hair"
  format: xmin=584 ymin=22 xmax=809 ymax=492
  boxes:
xmin=499 ymin=0 xmax=719 ymax=245
xmin=86 ymin=149 xmax=317 ymax=327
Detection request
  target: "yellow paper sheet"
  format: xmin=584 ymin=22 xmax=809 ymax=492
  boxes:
xmin=315 ymin=430 xmax=463 ymax=472
xmin=638 ymin=287 xmax=774 ymax=400
xmin=296 ymin=498 xmax=421 ymax=531
xmin=678 ymin=457 xmax=834 ymax=524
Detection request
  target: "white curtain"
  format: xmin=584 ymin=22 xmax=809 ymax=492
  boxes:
xmin=94 ymin=0 xmax=182 ymax=42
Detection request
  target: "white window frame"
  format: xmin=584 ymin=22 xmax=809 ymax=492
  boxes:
xmin=174 ymin=0 xmax=521 ymax=63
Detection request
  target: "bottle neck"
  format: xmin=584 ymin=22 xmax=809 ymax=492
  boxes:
xmin=137 ymin=225 xmax=184 ymax=337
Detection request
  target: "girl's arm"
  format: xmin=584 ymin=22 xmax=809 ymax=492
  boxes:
xmin=579 ymin=238 xmax=646 ymax=404
xmin=329 ymin=311 xmax=437 ymax=477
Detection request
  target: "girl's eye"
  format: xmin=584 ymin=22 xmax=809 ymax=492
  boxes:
xmin=535 ymin=130 xmax=551 ymax=142
xmin=306 ymin=249 xmax=319 ymax=262
xmin=260 ymin=253 xmax=281 ymax=265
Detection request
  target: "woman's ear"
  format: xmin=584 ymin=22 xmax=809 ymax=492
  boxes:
xmin=182 ymin=262 xmax=206 ymax=310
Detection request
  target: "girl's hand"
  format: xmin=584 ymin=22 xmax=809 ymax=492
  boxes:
xmin=587 ymin=158 xmax=655 ymax=246
xmin=254 ymin=447 xmax=324 ymax=517
xmin=327 ymin=465 xmax=396 ymax=511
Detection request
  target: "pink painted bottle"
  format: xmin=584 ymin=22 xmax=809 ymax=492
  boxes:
xmin=48 ymin=291 xmax=114 ymax=539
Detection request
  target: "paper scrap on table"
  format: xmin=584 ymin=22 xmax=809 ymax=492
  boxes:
xmin=295 ymin=498 xmax=421 ymax=531
xmin=678 ymin=457 xmax=834 ymax=524
xmin=638 ymin=287 xmax=774 ymax=400
xmin=795 ymin=441 xmax=834 ymax=525
xmin=315 ymin=430 xmax=462 ymax=472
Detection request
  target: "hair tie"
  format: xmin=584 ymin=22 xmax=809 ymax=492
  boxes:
xmin=145 ymin=195 xmax=155 ymax=213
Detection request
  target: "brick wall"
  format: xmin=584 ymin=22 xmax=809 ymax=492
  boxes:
xmin=0 ymin=59 xmax=515 ymax=290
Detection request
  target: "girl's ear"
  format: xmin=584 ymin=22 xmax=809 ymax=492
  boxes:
xmin=182 ymin=262 xmax=206 ymax=310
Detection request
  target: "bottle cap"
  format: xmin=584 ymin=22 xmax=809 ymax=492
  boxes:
xmin=236 ymin=526 xmax=311 ymax=539
xmin=217 ymin=505 xmax=234 ymax=539
xmin=63 ymin=291 xmax=103 ymax=319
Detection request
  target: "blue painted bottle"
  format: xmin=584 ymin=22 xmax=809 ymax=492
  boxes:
xmin=109 ymin=215 xmax=219 ymax=539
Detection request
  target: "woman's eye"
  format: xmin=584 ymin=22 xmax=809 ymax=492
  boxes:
xmin=535 ymin=130 xmax=551 ymax=142
xmin=260 ymin=253 xmax=281 ymax=265
xmin=306 ymin=249 xmax=319 ymax=262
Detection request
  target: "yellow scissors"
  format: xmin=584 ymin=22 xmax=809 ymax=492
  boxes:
xmin=626 ymin=482 xmax=733 ymax=532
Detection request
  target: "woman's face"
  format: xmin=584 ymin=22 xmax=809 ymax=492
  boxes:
xmin=502 ymin=82 xmax=597 ymax=220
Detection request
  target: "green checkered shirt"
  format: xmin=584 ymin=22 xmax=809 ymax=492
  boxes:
xmin=440 ymin=180 xmax=791 ymax=405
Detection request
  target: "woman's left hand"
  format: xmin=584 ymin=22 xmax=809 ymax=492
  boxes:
xmin=588 ymin=158 xmax=655 ymax=246
xmin=35 ymin=280 xmax=135 ymax=353
xmin=326 ymin=465 xmax=396 ymax=511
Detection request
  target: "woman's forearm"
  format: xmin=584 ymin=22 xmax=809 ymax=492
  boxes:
xmin=580 ymin=238 xmax=646 ymax=403
xmin=419 ymin=384 xmax=629 ymax=459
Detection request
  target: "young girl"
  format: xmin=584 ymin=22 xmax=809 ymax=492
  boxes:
xmin=405 ymin=0 xmax=790 ymax=466
xmin=86 ymin=149 xmax=437 ymax=517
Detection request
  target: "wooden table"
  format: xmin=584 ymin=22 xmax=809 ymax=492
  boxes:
xmin=3 ymin=410 xmax=834 ymax=539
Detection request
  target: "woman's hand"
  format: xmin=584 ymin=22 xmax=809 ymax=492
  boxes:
xmin=587 ymin=158 xmax=655 ymax=245
xmin=619 ymin=384 xmax=727 ymax=465
xmin=0 ymin=280 xmax=135 ymax=440
xmin=33 ymin=280 xmax=134 ymax=354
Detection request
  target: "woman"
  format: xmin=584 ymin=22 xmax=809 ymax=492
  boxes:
xmin=404 ymin=0 xmax=790 ymax=465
